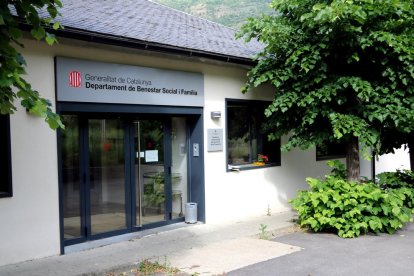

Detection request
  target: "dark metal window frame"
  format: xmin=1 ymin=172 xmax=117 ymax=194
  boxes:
xmin=225 ymin=98 xmax=281 ymax=172
xmin=0 ymin=115 xmax=12 ymax=198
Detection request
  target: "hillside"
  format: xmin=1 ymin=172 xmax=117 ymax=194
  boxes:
xmin=152 ymin=0 xmax=272 ymax=30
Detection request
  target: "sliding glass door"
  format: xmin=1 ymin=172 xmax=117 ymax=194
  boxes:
xmin=61 ymin=115 xmax=186 ymax=244
xmin=89 ymin=119 xmax=127 ymax=234
xmin=134 ymin=119 xmax=167 ymax=226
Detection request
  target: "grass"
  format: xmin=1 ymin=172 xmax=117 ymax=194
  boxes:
xmin=258 ymin=224 xmax=270 ymax=240
xmin=106 ymin=258 xmax=181 ymax=276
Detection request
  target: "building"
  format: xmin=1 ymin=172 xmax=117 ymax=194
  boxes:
xmin=0 ymin=0 xmax=410 ymax=266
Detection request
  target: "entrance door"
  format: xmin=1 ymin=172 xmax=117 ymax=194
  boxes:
xmin=61 ymin=115 xmax=175 ymax=244
xmin=88 ymin=119 xmax=127 ymax=235
xmin=134 ymin=119 xmax=168 ymax=226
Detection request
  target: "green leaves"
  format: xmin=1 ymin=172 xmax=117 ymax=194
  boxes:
xmin=290 ymin=168 xmax=414 ymax=238
xmin=1 ymin=0 xmax=64 ymax=129
xmin=30 ymin=26 xmax=46 ymax=40
xmin=238 ymin=0 xmax=414 ymax=162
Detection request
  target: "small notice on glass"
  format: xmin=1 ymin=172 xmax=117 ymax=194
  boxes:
xmin=145 ymin=150 xmax=159 ymax=162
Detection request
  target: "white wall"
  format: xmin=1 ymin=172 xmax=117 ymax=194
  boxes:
xmin=202 ymin=68 xmax=334 ymax=223
xmin=0 ymin=46 xmax=60 ymax=266
xmin=375 ymin=147 xmax=410 ymax=174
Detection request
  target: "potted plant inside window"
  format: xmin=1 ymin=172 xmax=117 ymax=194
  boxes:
xmin=253 ymin=154 xmax=268 ymax=166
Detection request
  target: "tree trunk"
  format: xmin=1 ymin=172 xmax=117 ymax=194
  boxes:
xmin=408 ymin=140 xmax=414 ymax=171
xmin=346 ymin=137 xmax=360 ymax=182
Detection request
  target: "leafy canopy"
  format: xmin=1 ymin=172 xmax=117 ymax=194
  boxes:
xmin=1 ymin=0 xmax=63 ymax=129
xmin=238 ymin=0 xmax=414 ymax=154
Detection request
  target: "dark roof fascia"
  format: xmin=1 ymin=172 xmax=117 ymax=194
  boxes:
xmin=18 ymin=21 xmax=257 ymax=67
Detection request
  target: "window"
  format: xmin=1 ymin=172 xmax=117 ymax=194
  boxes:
xmin=0 ymin=115 xmax=12 ymax=197
xmin=316 ymin=141 xmax=347 ymax=161
xmin=226 ymin=99 xmax=280 ymax=170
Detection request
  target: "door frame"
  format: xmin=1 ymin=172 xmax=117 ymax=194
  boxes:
xmin=57 ymin=102 xmax=205 ymax=253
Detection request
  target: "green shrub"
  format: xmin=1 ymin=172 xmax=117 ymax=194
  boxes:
xmin=376 ymin=170 xmax=414 ymax=209
xmin=326 ymin=160 xmax=347 ymax=179
xmin=377 ymin=170 xmax=414 ymax=189
xmin=290 ymin=176 xmax=414 ymax=238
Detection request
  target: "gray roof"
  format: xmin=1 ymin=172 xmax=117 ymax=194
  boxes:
xmin=51 ymin=0 xmax=262 ymax=61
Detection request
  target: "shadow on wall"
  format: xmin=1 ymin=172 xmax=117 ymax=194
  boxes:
xmin=263 ymin=146 xmax=335 ymax=211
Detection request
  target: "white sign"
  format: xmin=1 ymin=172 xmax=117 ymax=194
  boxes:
xmin=145 ymin=150 xmax=159 ymax=162
xmin=56 ymin=57 xmax=204 ymax=107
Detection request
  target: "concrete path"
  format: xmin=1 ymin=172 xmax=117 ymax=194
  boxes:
xmin=230 ymin=222 xmax=414 ymax=276
xmin=168 ymin=237 xmax=299 ymax=275
xmin=0 ymin=211 xmax=296 ymax=276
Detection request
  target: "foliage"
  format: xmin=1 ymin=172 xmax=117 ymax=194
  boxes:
xmin=326 ymin=160 xmax=347 ymax=179
xmin=258 ymin=223 xmax=270 ymax=240
xmin=291 ymin=175 xmax=414 ymax=238
xmin=143 ymin=172 xmax=166 ymax=211
xmin=1 ymin=0 xmax=63 ymax=129
xmin=153 ymin=0 xmax=272 ymax=29
xmin=377 ymin=170 xmax=414 ymax=189
xmin=237 ymin=0 xmax=414 ymax=170
xmin=137 ymin=258 xmax=179 ymax=276
xmin=106 ymin=258 xmax=180 ymax=276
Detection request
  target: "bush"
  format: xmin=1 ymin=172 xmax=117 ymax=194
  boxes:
xmin=326 ymin=160 xmax=347 ymax=179
xmin=291 ymin=175 xmax=414 ymax=238
xmin=376 ymin=170 xmax=414 ymax=189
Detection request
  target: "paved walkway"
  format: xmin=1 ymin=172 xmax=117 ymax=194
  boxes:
xmin=0 ymin=211 xmax=297 ymax=276
xmin=230 ymin=221 xmax=414 ymax=276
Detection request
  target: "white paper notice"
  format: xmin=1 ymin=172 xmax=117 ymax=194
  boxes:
xmin=145 ymin=150 xmax=158 ymax=162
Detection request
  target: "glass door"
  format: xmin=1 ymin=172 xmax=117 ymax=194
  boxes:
xmin=61 ymin=115 xmax=186 ymax=244
xmin=88 ymin=119 xmax=127 ymax=234
xmin=134 ymin=119 xmax=167 ymax=226
xmin=61 ymin=115 xmax=83 ymax=241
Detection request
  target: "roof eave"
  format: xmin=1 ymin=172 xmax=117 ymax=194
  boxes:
xmin=19 ymin=21 xmax=257 ymax=66
xmin=60 ymin=27 xmax=258 ymax=66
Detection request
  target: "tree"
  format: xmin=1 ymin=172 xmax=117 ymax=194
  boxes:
xmin=238 ymin=0 xmax=414 ymax=181
xmin=1 ymin=0 xmax=63 ymax=129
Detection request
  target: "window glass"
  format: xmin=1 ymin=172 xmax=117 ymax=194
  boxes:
xmin=316 ymin=141 xmax=347 ymax=161
xmin=0 ymin=115 xmax=12 ymax=197
xmin=171 ymin=117 xmax=188 ymax=219
xmin=226 ymin=100 xmax=280 ymax=169
xmin=61 ymin=115 xmax=82 ymax=239
xmin=227 ymin=104 xmax=250 ymax=164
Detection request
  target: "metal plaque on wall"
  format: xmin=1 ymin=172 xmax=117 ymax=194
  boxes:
xmin=207 ymin=128 xmax=223 ymax=152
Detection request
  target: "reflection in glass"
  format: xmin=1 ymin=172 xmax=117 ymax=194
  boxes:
xmin=227 ymin=101 xmax=280 ymax=165
xmin=61 ymin=115 xmax=81 ymax=240
xmin=171 ymin=117 xmax=188 ymax=219
xmin=227 ymin=105 xmax=251 ymax=164
xmin=89 ymin=119 xmax=126 ymax=234
xmin=135 ymin=120 xmax=166 ymax=226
